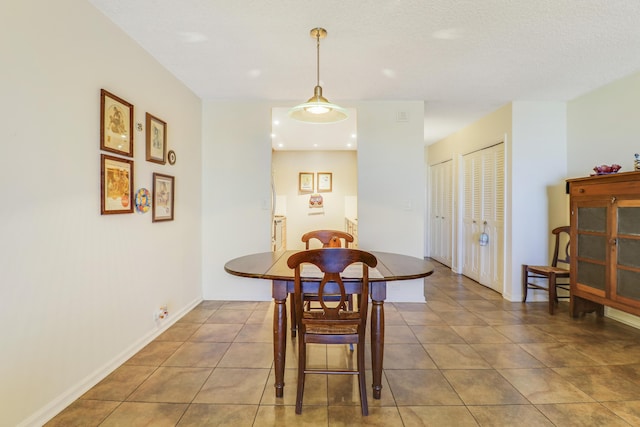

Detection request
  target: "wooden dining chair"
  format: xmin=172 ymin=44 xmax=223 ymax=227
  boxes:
xmin=522 ymin=226 xmax=571 ymax=314
xmin=290 ymin=230 xmax=355 ymax=338
xmin=287 ymin=248 xmax=377 ymax=415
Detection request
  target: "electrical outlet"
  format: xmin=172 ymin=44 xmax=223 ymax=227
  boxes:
xmin=154 ymin=305 xmax=169 ymax=321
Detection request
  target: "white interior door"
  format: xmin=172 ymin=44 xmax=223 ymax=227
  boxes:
xmin=429 ymin=160 xmax=453 ymax=267
xmin=462 ymin=144 xmax=504 ymax=292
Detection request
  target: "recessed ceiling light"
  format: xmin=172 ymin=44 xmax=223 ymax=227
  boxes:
xmin=351 ymin=133 xmax=357 ymax=138
xmin=273 ymin=120 xmax=280 ymax=126
xmin=271 ymin=133 xmax=276 ymax=138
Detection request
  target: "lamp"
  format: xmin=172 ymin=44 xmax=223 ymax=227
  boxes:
xmin=288 ymin=28 xmax=348 ymax=124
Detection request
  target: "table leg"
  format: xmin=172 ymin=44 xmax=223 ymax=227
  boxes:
xmin=272 ymin=280 xmax=288 ymax=398
xmin=370 ymin=296 xmax=385 ymax=399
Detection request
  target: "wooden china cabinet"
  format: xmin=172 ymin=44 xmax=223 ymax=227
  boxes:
xmin=566 ymin=171 xmax=640 ymax=317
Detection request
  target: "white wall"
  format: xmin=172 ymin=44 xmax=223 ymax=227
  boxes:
xmin=272 ymin=151 xmax=358 ymax=250
xmin=0 ymin=1 xmax=203 ymax=425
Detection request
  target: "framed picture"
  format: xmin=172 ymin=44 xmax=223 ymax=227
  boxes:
xmin=100 ymin=89 xmax=134 ymax=157
xmin=152 ymin=173 xmax=175 ymax=222
xmin=317 ymin=172 xmax=332 ymax=192
xmin=146 ymin=113 xmax=167 ymax=164
xmin=299 ymin=172 xmax=314 ymax=192
xmin=101 ymin=154 xmax=134 ymax=214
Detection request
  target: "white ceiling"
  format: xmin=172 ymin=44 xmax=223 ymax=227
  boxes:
xmin=88 ymin=0 xmax=640 ymax=150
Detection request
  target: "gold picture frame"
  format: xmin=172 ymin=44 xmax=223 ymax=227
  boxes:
xmin=299 ymin=172 xmax=314 ymax=193
xmin=317 ymin=172 xmax=332 ymax=192
xmin=153 ymin=173 xmax=175 ymax=222
xmin=100 ymin=154 xmax=134 ymax=214
xmin=146 ymin=113 xmax=167 ymax=164
xmin=100 ymin=89 xmax=134 ymax=157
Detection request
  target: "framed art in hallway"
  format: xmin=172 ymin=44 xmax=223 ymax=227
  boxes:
xmin=152 ymin=173 xmax=174 ymax=222
xmin=317 ymin=172 xmax=332 ymax=192
xmin=299 ymin=172 xmax=314 ymax=193
xmin=100 ymin=154 xmax=134 ymax=215
xmin=145 ymin=113 xmax=167 ymax=164
xmin=100 ymin=89 xmax=134 ymax=157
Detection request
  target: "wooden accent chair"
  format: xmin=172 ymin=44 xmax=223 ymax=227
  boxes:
xmin=290 ymin=230 xmax=356 ymax=338
xmin=287 ymin=248 xmax=377 ymax=415
xmin=522 ymin=226 xmax=571 ymax=314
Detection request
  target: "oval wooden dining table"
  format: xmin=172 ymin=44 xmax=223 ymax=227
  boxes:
xmin=224 ymin=249 xmax=435 ymax=399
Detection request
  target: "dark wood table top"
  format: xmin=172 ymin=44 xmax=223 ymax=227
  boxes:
xmin=224 ymin=250 xmax=435 ymax=282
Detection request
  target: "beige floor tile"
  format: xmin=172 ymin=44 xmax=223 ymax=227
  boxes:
xmin=80 ymin=365 xmax=156 ymax=401
xmin=466 ymin=405 xmax=553 ymax=426
xmin=162 ymin=342 xmax=230 ymax=367
xmin=451 ymin=325 xmax=512 ymax=343
xmin=178 ymin=307 xmax=215 ymax=323
xmin=399 ymin=406 xmax=479 ymax=427
xmin=385 ymin=370 xmax=462 ymax=405
xmin=100 ymin=402 xmax=188 ymax=427
xmin=261 ymin=368 xmax=329 ymax=406
xmin=193 ymin=367 xmax=270 ymax=404
xmin=519 ymin=342 xmax=600 ymax=367
xmin=471 ymin=343 xmax=545 ymax=369
xmin=437 ymin=310 xmax=488 ymax=326
xmin=44 ymin=399 xmax=120 ymax=427
xmin=570 ymin=340 xmax=640 ymax=365
xmin=423 ymin=343 xmax=492 ymax=369
xmin=127 ymin=366 xmax=212 ymax=403
xmin=233 ymin=323 xmax=274 ymax=342
xmin=329 ymin=406 xmax=404 ymax=426
xmin=382 ymin=325 xmax=420 ymax=343
xmin=493 ymin=324 xmax=559 ymax=343
xmin=124 ymin=341 xmax=183 ymax=366
xmin=217 ymin=342 xmax=274 ymax=368
xmin=552 ymin=365 xmax=640 ymax=401
xmin=410 ymin=325 xmax=466 ymax=344
xmin=205 ymin=309 xmax=254 ymax=324
xmin=442 ymin=370 xmax=528 ymax=405
xmin=497 ymin=368 xmax=594 ymax=404
xmin=155 ymin=322 xmax=201 ymax=341
xmin=220 ymin=301 xmax=261 ymax=310
xmin=382 ymin=343 xmax=437 ymax=369
xmin=246 ymin=309 xmax=271 ymax=324
xmin=177 ymin=403 xmax=258 ymax=426
xmin=399 ymin=309 xmax=446 ymax=326
xmin=536 ymin=402 xmax=630 ymax=426
xmin=188 ymin=323 xmax=243 ymax=342
xmin=254 ymin=404 xmax=328 ymax=426
xmin=602 ymin=400 xmax=640 ymax=426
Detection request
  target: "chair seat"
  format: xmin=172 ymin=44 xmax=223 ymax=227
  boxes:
xmin=526 ymin=266 xmax=570 ymax=276
xmin=303 ymin=311 xmax=360 ymax=335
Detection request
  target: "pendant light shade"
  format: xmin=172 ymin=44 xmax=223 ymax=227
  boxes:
xmin=289 ymin=28 xmax=348 ymax=124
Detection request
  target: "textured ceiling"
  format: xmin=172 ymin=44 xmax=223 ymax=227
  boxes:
xmin=88 ymin=0 xmax=640 ymax=150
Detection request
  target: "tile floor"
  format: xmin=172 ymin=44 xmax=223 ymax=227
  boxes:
xmin=47 ymin=262 xmax=640 ymax=426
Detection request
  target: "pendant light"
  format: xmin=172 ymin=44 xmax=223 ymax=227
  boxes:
xmin=288 ymin=28 xmax=348 ymax=124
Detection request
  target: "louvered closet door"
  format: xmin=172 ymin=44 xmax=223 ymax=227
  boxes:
xmin=429 ymin=161 xmax=453 ymax=267
xmin=462 ymin=144 xmax=504 ymax=292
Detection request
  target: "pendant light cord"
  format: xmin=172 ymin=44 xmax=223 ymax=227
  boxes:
xmin=316 ymin=31 xmax=321 ymax=88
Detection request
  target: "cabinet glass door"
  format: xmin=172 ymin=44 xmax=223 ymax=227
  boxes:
xmin=615 ymin=204 xmax=640 ymax=301
xmin=576 ymin=205 xmax=607 ymax=292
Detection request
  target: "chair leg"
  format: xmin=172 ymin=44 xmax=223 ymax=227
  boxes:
xmin=548 ymin=272 xmax=556 ymax=315
xmin=289 ymin=295 xmax=296 ymax=338
xmin=357 ymin=340 xmax=368 ymax=416
xmin=295 ymin=338 xmax=306 ymax=414
xmin=522 ymin=265 xmax=529 ymax=303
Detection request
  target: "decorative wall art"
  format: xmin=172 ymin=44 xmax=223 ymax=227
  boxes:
xmin=317 ymin=172 xmax=332 ymax=192
xmin=134 ymin=188 xmax=151 ymax=214
xmin=146 ymin=113 xmax=167 ymax=164
xmin=101 ymin=154 xmax=134 ymax=214
xmin=299 ymin=172 xmax=314 ymax=192
xmin=152 ymin=173 xmax=175 ymax=222
xmin=100 ymin=89 xmax=134 ymax=157
xmin=168 ymin=150 xmax=177 ymax=165
xmin=309 ymin=193 xmax=324 ymax=208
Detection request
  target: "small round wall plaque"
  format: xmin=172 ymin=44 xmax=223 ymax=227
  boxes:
xmin=168 ymin=150 xmax=176 ymax=165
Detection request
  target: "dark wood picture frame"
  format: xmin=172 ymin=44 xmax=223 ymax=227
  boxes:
xmin=146 ymin=113 xmax=167 ymax=164
xmin=317 ymin=172 xmax=333 ymax=192
xmin=100 ymin=154 xmax=134 ymax=214
xmin=152 ymin=173 xmax=175 ymax=222
xmin=100 ymin=89 xmax=134 ymax=157
xmin=299 ymin=172 xmax=314 ymax=193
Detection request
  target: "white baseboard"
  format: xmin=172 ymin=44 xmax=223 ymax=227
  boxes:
xmin=21 ymin=297 xmax=203 ymax=427
xmin=604 ymin=307 xmax=640 ymax=330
